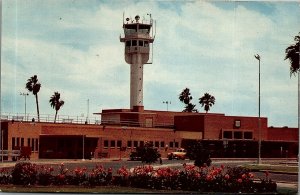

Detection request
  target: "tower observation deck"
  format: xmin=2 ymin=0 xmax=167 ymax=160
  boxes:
xmin=120 ymin=14 xmax=155 ymax=109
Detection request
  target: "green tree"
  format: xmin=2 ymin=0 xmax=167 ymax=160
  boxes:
xmin=135 ymin=142 xmax=160 ymax=164
xmin=25 ymin=75 xmax=41 ymax=122
xmin=285 ymin=32 xmax=300 ymax=76
xmin=49 ymin=92 xmax=65 ymax=123
xmin=199 ymin=93 xmax=215 ymax=113
xmin=186 ymin=140 xmax=211 ymax=167
xmin=179 ymin=88 xmax=197 ymax=112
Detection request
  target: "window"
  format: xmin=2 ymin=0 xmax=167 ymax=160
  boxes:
xmin=127 ymin=140 xmax=132 ymax=147
xmin=144 ymin=41 xmax=149 ymax=47
xmin=223 ymin=131 xmax=232 ymax=139
xmin=132 ymin=40 xmax=137 ymax=46
xmin=35 ymin=139 xmax=39 ymax=151
xmin=117 ymin=140 xmax=122 ymax=148
xmin=133 ymin=141 xmax=138 ymax=148
xmin=21 ymin=138 xmax=24 ymax=147
xmin=235 ymin=120 xmax=241 ymax=128
xmin=104 ymin=140 xmax=109 ymax=148
xmin=12 ymin=137 xmax=15 ymax=149
xmin=126 ymin=41 xmax=131 ymax=46
xmin=31 ymin=138 xmax=35 ymax=151
xmin=234 ymin=131 xmax=243 ymax=139
xmin=244 ymin=132 xmax=253 ymax=139
xmin=139 ymin=40 xmax=143 ymax=46
xmin=110 ymin=140 xmax=116 ymax=148
xmin=155 ymin=141 xmax=159 ymax=148
xmin=169 ymin=142 xmax=174 ymax=148
xmin=175 ymin=142 xmax=179 ymax=148
xmin=140 ymin=141 xmax=144 ymax=147
xmin=27 ymin=138 xmax=30 ymax=147
xmin=160 ymin=141 xmax=165 ymax=148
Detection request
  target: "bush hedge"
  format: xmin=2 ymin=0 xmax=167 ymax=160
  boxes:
xmin=0 ymin=162 xmax=277 ymax=193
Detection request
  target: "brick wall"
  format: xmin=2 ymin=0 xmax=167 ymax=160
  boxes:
xmin=267 ymin=127 xmax=298 ymax=141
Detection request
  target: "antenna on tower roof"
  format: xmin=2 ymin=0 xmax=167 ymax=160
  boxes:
xmin=147 ymin=13 xmax=152 ymax=24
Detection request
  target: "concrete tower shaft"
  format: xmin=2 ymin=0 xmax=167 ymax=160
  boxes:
xmin=120 ymin=15 xmax=155 ymax=109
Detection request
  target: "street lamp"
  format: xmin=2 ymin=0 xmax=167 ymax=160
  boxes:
xmin=254 ymin=54 xmax=262 ymax=164
xmin=163 ymin=101 xmax=171 ymax=111
xmin=82 ymin=134 xmax=85 ymax=161
xmin=20 ymin=92 xmax=29 ymax=121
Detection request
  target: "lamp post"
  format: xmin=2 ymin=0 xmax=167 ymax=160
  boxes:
xmin=254 ymin=54 xmax=262 ymax=164
xmin=82 ymin=134 xmax=85 ymax=161
xmin=20 ymin=93 xmax=29 ymax=121
xmin=163 ymin=101 xmax=171 ymax=111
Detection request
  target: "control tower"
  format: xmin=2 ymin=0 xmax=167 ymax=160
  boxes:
xmin=120 ymin=14 xmax=155 ymax=110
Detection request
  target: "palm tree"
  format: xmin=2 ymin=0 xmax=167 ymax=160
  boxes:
xmin=285 ymin=32 xmax=300 ymax=76
xmin=199 ymin=93 xmax=215 ymax=113
xmin=179 ymin=88 xmax=197 ymax=112
xmin=25 ymin=75 xmax=41 ymax=122
xmin=184 ymin=103 xmax=198 ymax=113
xmin=49 ymin=92 xmax=65 ymax=123
xmin=179 ymin=88 xmax=192 ymax=104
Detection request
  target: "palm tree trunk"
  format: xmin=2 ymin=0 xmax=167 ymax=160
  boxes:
xmin=54 ymin=110 xmax=58 ymax=123
xmin=35 ymin=94 xmax=40 ymax=122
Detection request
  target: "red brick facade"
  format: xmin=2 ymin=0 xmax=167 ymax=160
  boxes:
xmin=0 ymin=108 xmax=298 ymax=160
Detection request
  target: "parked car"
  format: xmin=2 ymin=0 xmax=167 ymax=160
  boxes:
xmin=167 ymin=148 xmax=187 ymax=160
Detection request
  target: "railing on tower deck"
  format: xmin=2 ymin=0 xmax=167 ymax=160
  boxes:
xmin=0 ymin=113 xmax=174 ymax=129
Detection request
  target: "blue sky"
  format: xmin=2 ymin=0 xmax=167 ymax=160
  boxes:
xmin=1 ymin=0 xmax=299 ymax=127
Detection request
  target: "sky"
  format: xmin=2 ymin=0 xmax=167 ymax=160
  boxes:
xmin=1 ymin=0 xmax=299 ymax=127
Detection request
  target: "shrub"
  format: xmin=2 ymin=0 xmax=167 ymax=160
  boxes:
xmin=11 ymin=162 xmax=37 ymax=185
xmin=0 ymin=168 xmax=11 ymax=184
xmin=53 ymin=162 xmax=69 ymax=185
xmin=89 ymin=164 xmax=112 ymax=186
xmin=2 ymin=162 xmax=277 ymax=193
xmin=37 ymin=165 xmax=54 ymax=186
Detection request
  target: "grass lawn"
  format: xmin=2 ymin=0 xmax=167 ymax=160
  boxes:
xmin=0 ymin=185 xmax=296 ymax=194
xmin=241 ymin=164 xmax=298 ymax=174
xmin=0 ymin=185 xmax=192 ymax=194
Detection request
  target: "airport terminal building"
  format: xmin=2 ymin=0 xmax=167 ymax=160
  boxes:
xmin=0 ymin=107 xmax=298 ymax=160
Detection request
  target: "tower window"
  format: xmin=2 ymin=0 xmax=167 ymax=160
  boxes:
xmin=126 ymin=41 xmax=131 ymax=47
xmin=139 ymin=40 xmax=143 ymax=46
xmin=132 ymin=40 xmax=137 ymax=46
xmin=144 ymin=41 xmax=149 ymax=47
